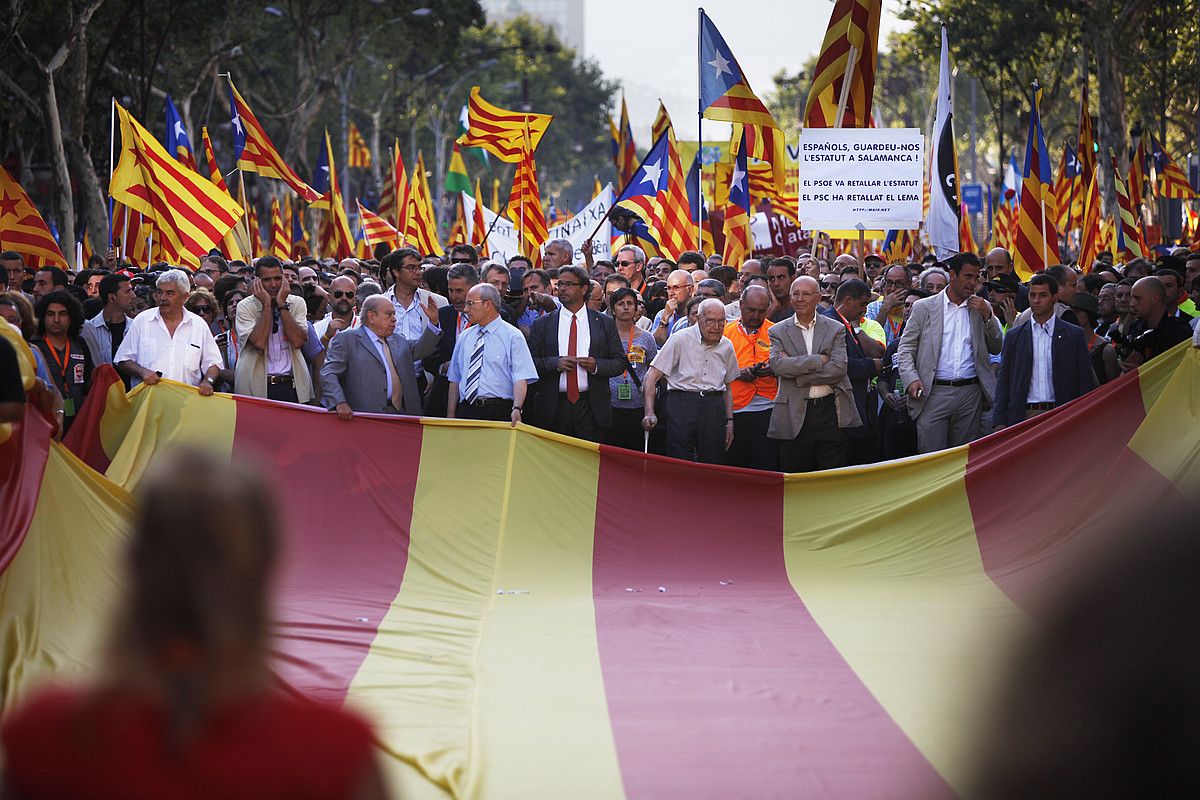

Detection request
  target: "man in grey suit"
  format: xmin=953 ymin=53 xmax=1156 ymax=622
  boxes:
xmin=320 ymin=295 xmax=440 ymax=420
xmin=897 ymin=251 xmax=1003 ymax=453
xmin=767 ymin=275 xmax=861 ymax=472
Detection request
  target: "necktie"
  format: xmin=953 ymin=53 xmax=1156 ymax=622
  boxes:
xmin=463 ymin=328 xmax=486 ymax=404
xmin=566 ymin=313 xmax=580 ymax=403
xmin=380 ymin=337 xmax=403 ymax=411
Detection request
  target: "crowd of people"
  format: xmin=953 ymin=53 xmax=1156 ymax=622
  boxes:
xmin=2 ymin=238 xmax=1198 ymax=469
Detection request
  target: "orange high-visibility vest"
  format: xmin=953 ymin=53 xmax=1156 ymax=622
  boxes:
xmin=723 ymin=319 xmax=778 ymax=410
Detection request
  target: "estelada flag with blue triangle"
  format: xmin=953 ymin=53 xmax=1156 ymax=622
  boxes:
xmin=614 ymin=132 xmax=694 ymax=260
xmin=164 ymin=95 xmax=196 ymax=171
xmin=721 ymin=129 xmax=751 ymax=266
xmin=699 ymin=11 xmax=777 ymax=128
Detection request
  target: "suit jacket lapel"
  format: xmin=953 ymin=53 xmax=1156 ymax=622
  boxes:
xmin=785 ymin=318 xmax=808 ymax=355
xmin=360 ymin=328 xmax=387 ymax=370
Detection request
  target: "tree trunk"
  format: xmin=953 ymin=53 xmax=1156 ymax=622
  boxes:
xmin=63 ymin=42 xmax=108 ymax=259
xmin=1093 ymin=30 xmax=1127 ymax=217
xmin=42 ymin=69 xmax=76 ymax=256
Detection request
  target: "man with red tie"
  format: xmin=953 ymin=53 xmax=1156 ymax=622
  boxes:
xmin=529 ymin=265 xmax=626 ymax=441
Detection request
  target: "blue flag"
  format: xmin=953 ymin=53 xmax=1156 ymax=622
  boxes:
xmin=164 ymin=95 xmax=195 ymax=167
xmin=227 ymin=87 xmax=247 ymax=162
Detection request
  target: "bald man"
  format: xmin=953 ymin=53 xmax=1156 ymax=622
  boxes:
xmin=1119 ymin=276 xmax=1194 ymax=372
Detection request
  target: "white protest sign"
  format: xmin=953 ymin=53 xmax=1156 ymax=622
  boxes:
xmin=462 ymin=184 xmax=613 ymax=264
xmin=797 ymin=128 xmax=923 ymax=230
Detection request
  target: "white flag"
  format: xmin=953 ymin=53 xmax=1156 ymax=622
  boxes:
xmin=926 ymin=26 xmax=960 ymax=257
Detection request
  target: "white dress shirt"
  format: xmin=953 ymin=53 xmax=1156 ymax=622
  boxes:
xmin=1027 ymin=315 xmax=1056 ymax=404
xmin=314 ymin=313 xmax=359 ymax=340
xmin=793 ymin=314 xmax=831 ymax=398
xmin=364 ymin=327 xmax=394 ymax=399
xmin=934 ymin=293 xmax=976 ymax=380
xmin=114 ymin=307 xmax=222 ymax=387
xmin=557 ymin=306 xmax=591 ymax=393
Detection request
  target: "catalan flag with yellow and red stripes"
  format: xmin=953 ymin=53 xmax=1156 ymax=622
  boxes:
xmin=3 ymin=310 xmax=1199 ymax=797
xmin=1011 ymin=85 xmax=1058 ymax=280
xmin=616 ymin=95 xmax=638 ymax=187
xmin=110 ymin=102 xmax=243 ymax=267
xmin=348 ymin=122 xmax=371 ymax=169
xmin=614 ymin=132 xmax=695 ymax=261
xmin=228 ymin=81 xmax=320 ymax=203
xmin=269 ymin=197 xmax=289 ymax=259
xmin=403 ymin=152 xmax=440 ymax=256
xmin=457 ymin=86 xmax=552 ymax=165
xmin=505 ymin=133 xmax=549 ymax=263
xmin=1151 ymin=136 xmax=1198 ymax=200
xmin=1075 ymin=84 xmax=1103 ymax=270
xmin=356 ymin=199 xmax=400 ymax=251
xmin=1109 ymin=148 xmax=1145 ymax=261
xmin=0 ymin=165 xmax=70 ymax=271
xmin=471 ymin=177 xmax=489 ymax=258
xmin=802 ymin=0 xmax=882 ymax=129
xmin=376 ymin=140 xmax=408 ymax=230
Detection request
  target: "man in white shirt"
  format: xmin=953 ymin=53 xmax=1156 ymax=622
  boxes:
xmin=115 ymin=269 xmax=222 ymax=395
xmin=897 ymin=252 xmax=1004 ymax=453
xmin=381 ymin=247 xmax=448 ymax=394
xmin=314 ymin=275 xmax=360 ymax=345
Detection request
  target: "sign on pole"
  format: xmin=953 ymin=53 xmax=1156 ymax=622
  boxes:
xmin=797 ymin=128 xmax=924 ymax=230
xmin=961 ymin=182 xmax=984 ymax=214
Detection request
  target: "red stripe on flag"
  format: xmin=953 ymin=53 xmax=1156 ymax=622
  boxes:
xmin=592 ymin=449 xmax=951 ymax=797
xmin=965 ymin=371 xmax=1180 ymax=604
xmin=0 ymin=403 xmax=54 ymax=574
xmin=231 ymin=399 xmax=423 ymax=703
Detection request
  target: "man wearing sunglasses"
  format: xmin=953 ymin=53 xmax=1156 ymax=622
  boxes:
xmin=315 ymin=276 xmax=361 ymax=347
xmin=614 ymin=244 xmax=648 ymax=295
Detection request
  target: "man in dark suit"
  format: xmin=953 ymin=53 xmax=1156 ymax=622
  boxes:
xmin=528 ymin=265 xmax=625 ymax=441
xmin=993 ymin=273 xmax=1096 ymax=429
xmin=320 ymin=295 xmax=440 ymax=419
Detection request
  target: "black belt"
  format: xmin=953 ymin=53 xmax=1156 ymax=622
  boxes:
xmin=1025 ymin=402 xmax=1054 ymax=411
xmin=668 ymin=388 xmax=723 ymax=397
xmin=465 ymin=396 xmax=511 ymax=407
xmin=806 ymin=394 xmax=834 ymax=405
xmin=933 ymin=377 xmax=978 ymax=387
xmin=267 ymin=373 xmax=294 ymax=385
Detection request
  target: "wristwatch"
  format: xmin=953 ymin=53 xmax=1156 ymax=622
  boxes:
xmin=200 ymin=376 xmax=213 ymax=386
xmin=512 ymin=405 xmax=522 ymax=412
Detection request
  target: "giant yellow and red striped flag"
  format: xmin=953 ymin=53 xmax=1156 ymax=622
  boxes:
xmin=1012 ymin=86 xmax=1058 ymax=280
xmin=3 ymin=314 xmax=1198 ymax=797
xmin=110 ymin=102 xmax=243 ymax=267
xmin=1109 ymin=149 xmax=1145 ymax=261
xmin=802 ymin=0 xmax=882 ymax=128
xmin=403 ymin=152 xmax=440 ymax=256
xmin=1075 ymin=84 xmax=1102 ymax=270
xmin=269 ymin=197 xmax=289 ymax=259
xmin=356 ymin=199 xmax=400 ymax=250
xmin=348 ymin=122 xmax=371 ymax=169
xmin=457 ymin=86 xmax=553 ymax=164
xmin=0 ymin=165 xmax=70 ymax=271
xmin=505 ymin=132 xmax=549 ymax=263
xmin=471 ymin=177 xmax=489 ymax=258
xmin=1151 ymin=136 xmax=1198 ymax=200
xmin=227 ymin=81 xmax=320 ymax=202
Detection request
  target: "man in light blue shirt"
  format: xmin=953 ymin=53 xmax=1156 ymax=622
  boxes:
xmin=447 ymin=283 xmax=538 ymax=425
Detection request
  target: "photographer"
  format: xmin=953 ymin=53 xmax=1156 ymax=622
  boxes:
xmin=1114 ymin=277 xmax=1194 ymax=373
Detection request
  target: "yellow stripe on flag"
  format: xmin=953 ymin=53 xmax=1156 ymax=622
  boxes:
xmin=100 ymin=380 xmax=237 ymax=490
xmin=1127 ymin=344 xmax=1200 ymax=494
xmin=0 ymin=443 xmax=132 ymax=712
xmin=782 ymin=450 xmax=1022 ymax=794
xmin=346 ymin=423 xmax=622 ymax=798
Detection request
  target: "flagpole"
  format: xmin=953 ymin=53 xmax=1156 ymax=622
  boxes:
xmin=811 ymin=43 xmax=859 ymax=257
xmin=108 ymin=98 xmax=117 ymax=249
xmin=696 ymin=7 xmax=704 ymax=252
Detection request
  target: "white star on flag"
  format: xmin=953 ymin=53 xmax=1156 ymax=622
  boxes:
xmin=639 ymin=159 xmax=663 ymax=189
xmin=708 ymin=52 xmax=732 ymax=79
xmin=731 ymin=164 xmax=746 ymax=190
xmin=231 ymin=114 xmax=243 ymax=137
xmin=173 ymin=120 xmax=187 ymax=140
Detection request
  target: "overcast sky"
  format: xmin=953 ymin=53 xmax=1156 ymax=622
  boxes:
xmin=583 ymin=0 xmax=914 ymax=143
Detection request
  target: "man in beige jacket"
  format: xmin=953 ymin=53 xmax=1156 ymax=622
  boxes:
xmin=235 ymin=255 xmax=313 ymax=403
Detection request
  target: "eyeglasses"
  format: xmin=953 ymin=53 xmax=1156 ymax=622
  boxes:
xmin=882 ymin=279 xmax=908 ymax=288
xmin=331 ymin=290 xmax=355 ymax=299
xmin=557 ymin=281 xmax=585 ymax=288
xmin=615 ymin=260 xmax=639 ymax=267
xmin=451 ymin=257 xmax=474 ymax=264
xmin=192 ymin=305 xmax=213 ymax=314
xmin=399 ymin=263 xmax=422 ymax=272
xmin=464 ymin=299 xmax=491 ymax=307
